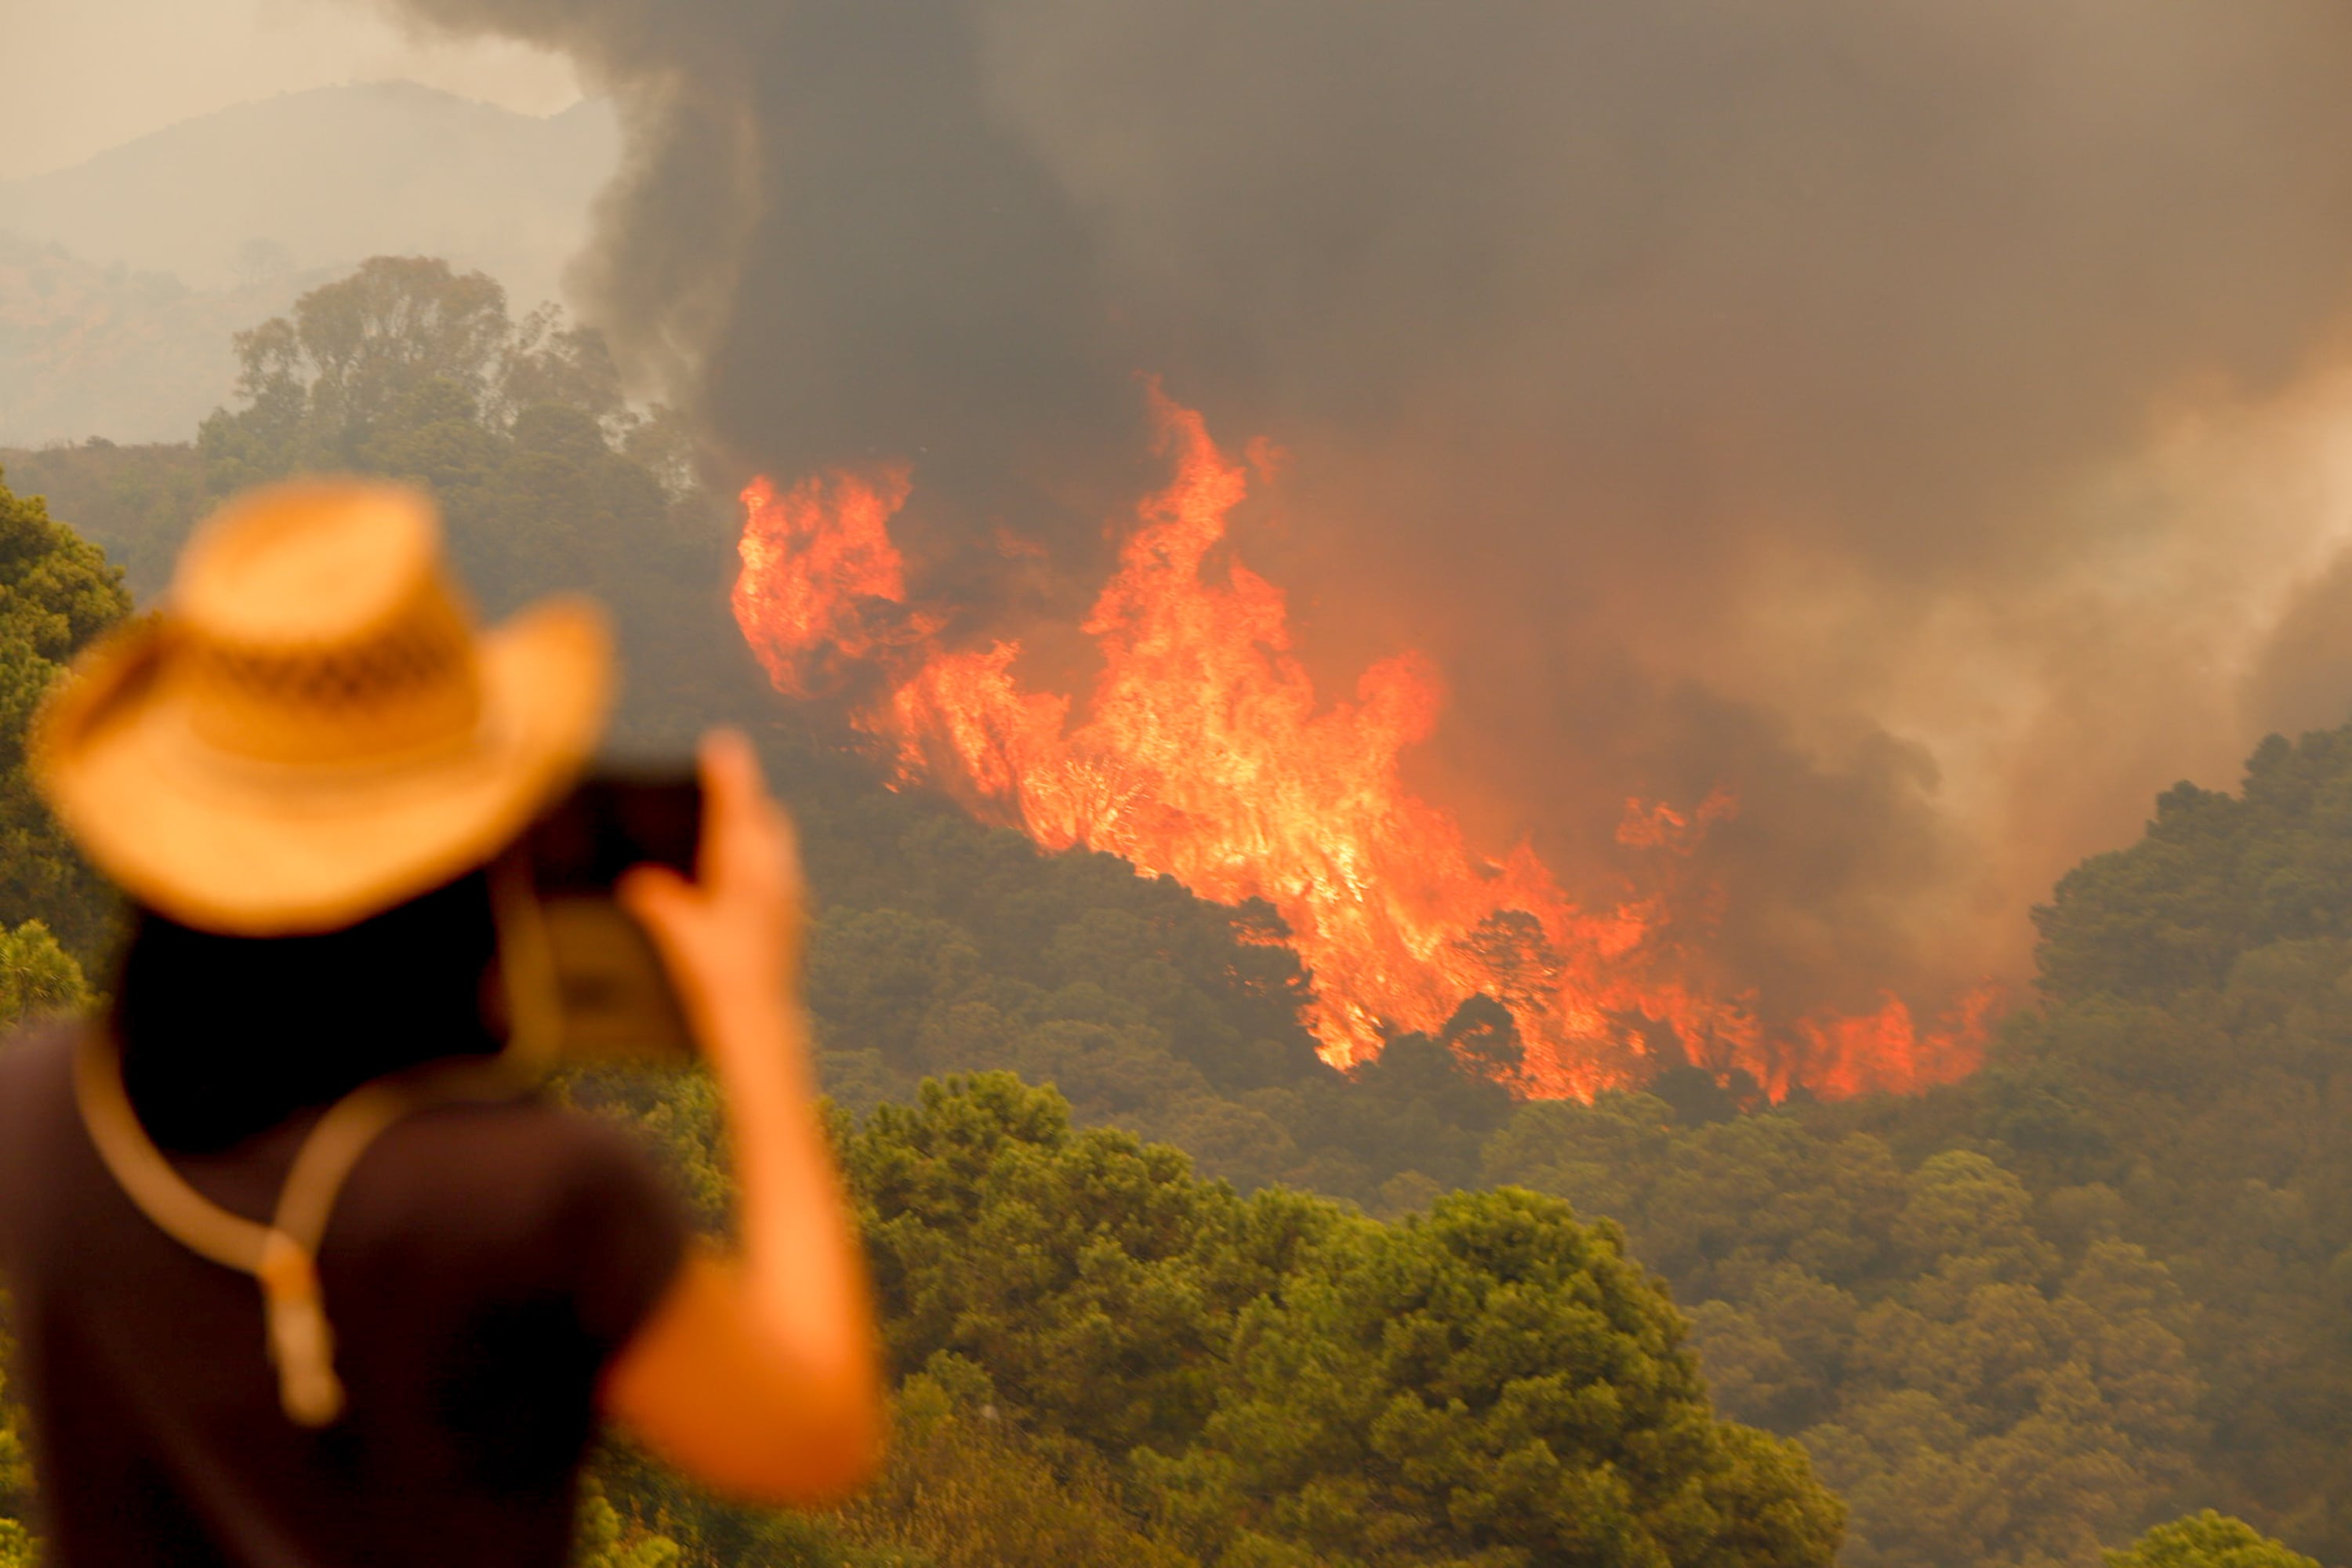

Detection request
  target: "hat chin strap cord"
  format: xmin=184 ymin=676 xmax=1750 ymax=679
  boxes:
xmin=71 ymin=854 xmax=567 ymax=1428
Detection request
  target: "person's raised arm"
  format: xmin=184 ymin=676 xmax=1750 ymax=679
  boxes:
xmin=598 ymin=729 xmax=882 ymax=1504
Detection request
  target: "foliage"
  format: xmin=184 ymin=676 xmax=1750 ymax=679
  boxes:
xmin=577 ymin=1440 xmax=916 ymax=1568
xmin=1473 ymin=723 xmax=2352 ymax=1568
xmin=0 ymin=925 xmax=88 ymax=1028
xmin=827 ymin=1364 xmax=1191 ymax=1568
xmin=840 ymin=1074 xmax=1314 ymax=1458
xmin=1962 ymin=725 xmax=2352 ymax=1561
xmin=2032 ymin=732 xmax=2352 ymax=1004
xmin=2104 ymin=1512 xmax=2318 ymax=1568
xmin=0 ymin=1319 xmax=27 ymax=1522
xmin=1483 ymin=1104 xmax=2200 ymax=1568
xmin=1144 ymin=1185 xmax=1844 ymax=1568
xmin=6 ymin=257 xmax=751 ymax=757
xmin=0 ymin=441 xmax=202 ymax=603
xmin=0 ymin=469 xmax=129 ymax=959
xmin=0 ymin=1305 xmax=29 ymax=1566
xmin=582 ymin=1075 xmax=1840 ymax=1568
xmin=575 ymin=1476 xmax=684 ymax=1568
xmin=194 ymin=259 xmax=753 ymax=754
xmin=779 ymin=740 xmax=1542 ymax=1212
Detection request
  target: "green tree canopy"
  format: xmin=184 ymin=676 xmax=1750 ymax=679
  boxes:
xmin=1150 ymin=1185 xmax=1844 ymax=1568
xmin=200 ymin=256 xmax=675 ymax=504
xmin=191 ymin=256 xmax=751 ymax=753
xmin=587 ymin=1073 xmax=1852 ymax=1568
xmin=0 ymin=1297 xmax=33 ymax=1568
xmin=0 ymin=468 xmax=129 ymax=956
xmin=2105 ymin=1512 xmax=2319 ymax=1568
xmin=1484 ymin=1095 xmax=2202 ymax=1568
xmin=2032 ymin=730 xmax=2352 ymax=1006
xmin=841 ymin=1072 xmax=1345 ymax=1459
xmin=0 ymin=922 xmax=88 ymax=1026
xmin=826 ymin=1073 xmax=1843 ymax=1568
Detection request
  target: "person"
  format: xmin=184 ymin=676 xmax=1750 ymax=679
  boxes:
xmin=0 ymin=480 xmax=881 ymax=1566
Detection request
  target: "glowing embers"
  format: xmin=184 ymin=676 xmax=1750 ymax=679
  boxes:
xmin=731 ymin=389 xmax=1994 ymax=1100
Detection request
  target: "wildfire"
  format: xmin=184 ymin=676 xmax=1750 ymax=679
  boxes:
xmin=734 ymin=468 xmax=931 ymax=697
xmin=732 ymin=386 xmax=1994 ymax=1099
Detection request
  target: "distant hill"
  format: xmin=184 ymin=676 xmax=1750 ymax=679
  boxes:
xmin=0 ymin=83 xmax=618 ymax=446
xmin=0 ymin=82 xmax=617 ymax=302
xmin=0 ymin=235 xmax=322 ymax=445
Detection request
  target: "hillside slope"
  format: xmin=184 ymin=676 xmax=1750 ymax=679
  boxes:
xmin=0 ymin=237 xmax=319 ymax=445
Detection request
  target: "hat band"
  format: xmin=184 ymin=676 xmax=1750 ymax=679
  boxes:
xmin=179 ymin=591 xmax=485 ymax=768
xmin=155 ymin=691 xmax=522 ymax=806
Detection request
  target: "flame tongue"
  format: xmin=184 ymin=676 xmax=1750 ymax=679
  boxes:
xmin=734 ymin=387 xmax=1994 ymax=1100
xmin=734 ymin=467 xmax=927 ymax=697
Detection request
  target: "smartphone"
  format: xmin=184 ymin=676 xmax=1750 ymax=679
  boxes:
xmin=519 ymin=774 xmax=703 ymax=1064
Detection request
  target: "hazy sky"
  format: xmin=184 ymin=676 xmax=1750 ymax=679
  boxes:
xmin=0 ymin=0 xmax=577 ymax=180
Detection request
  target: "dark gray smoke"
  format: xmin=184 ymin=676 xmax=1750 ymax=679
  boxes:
xmin=375 ymin=0 xmax=2352 ymax=1014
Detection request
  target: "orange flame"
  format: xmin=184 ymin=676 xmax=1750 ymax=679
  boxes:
xmin=734 ymin=468 xmax=928 ymax=697
xmin=732 ymin=387 xmax=1995 ymax=1099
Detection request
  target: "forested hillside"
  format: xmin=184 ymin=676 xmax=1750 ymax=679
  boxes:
xmin=1 ymin=258 xmax=2346 ymax=1568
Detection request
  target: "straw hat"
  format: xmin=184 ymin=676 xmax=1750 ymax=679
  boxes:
xmin=31 ymin=479 xmax=612 ymax=935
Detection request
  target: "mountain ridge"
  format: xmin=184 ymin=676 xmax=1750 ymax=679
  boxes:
xmin=0 ymin=81 xmax=616 ymax=297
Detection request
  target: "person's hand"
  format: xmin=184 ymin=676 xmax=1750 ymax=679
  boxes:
xmin=604 ymin=742 xmax=880 ymax=1504
xmin=619 ymin=730 xmax=808 ymax=1063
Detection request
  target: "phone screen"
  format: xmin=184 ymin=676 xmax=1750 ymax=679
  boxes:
xmin=520 ymin=775 xmax=703 ymax=1064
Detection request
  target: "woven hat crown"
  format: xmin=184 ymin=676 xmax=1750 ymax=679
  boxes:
xmin=31 ymin=477 xmax=612 ymax=935
xmin=170 ymin=484 xmax=485 ymax=770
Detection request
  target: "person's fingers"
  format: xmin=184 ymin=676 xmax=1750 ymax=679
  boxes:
xmin=618 ymin=864 xmax=699 ymax=946
xmin=700 ymin=729 xmax=760 ymax=826
xmin=697 ymin=731 xmax=800 ymax=895
xmin=711 ymin=727 xmax=771 ymax=797
xmin=699 ymin=729 xmax=782 ymax=891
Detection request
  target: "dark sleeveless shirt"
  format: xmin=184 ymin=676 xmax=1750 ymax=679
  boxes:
xmin=0 ymin=1025 xmax=688 ymax=1568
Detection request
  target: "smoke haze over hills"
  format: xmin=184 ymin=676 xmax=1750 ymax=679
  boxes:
xmin=359 ymin=0 xmax=2352 ymax=1024
xmin=0 ymin=82 xmax=616 ymax=299
xmin=0 ymin=83 xmax=616 ymax=445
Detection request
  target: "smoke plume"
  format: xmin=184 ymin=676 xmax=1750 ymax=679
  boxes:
xmin=374 ymin=0 xmax=2352 ymax=1021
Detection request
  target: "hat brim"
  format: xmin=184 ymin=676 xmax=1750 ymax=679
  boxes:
xmin=33 ymin=597 xmax=613 ymax=936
